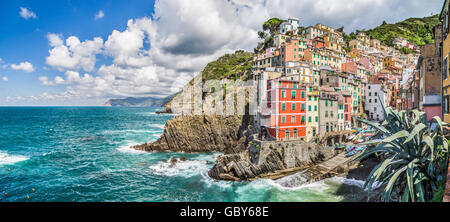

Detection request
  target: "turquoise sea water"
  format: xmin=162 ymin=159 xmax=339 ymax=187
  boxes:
xmin=0 ymin=107 xmax=367 ymax=202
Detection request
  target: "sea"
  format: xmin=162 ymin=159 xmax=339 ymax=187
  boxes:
xmin=0 ymin=107 xmax=369 ymax=202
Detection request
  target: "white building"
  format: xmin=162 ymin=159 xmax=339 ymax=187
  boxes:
xmin=364 ymin=84 xmax=388 ymax=122
xmin=280 ymin=18 xmax=300 ymax=35
xmin=392 ymin=37 xmax=409 ymax=48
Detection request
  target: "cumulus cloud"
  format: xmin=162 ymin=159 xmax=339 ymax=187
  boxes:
xmin=95 ymin=10 xmax=104 ymax=20
xmin=11 ymin=62 xmax=35 ymax=72
xmin=19 ymin=7 xmax=37 ymax=20
xmin=30 ymin=0 xmax=441 ymax=105
xmin=2 ymin=76 xmax=8 ymax=81
xmin=39 ymin=76 xmax=54 ymax=86
xmin=45 ymin=33 xmax=103 ymax=72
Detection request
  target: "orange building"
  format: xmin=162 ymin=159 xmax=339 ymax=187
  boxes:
xmin=312 ymin=36 xmax=325 ymax=49
xmin=263 ymin=77 xmax=307 ymax=141
xmin=281 ymin=38 xmax=301 ymax=66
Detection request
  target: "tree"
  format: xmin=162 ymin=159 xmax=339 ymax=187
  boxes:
xmin=257 ymin=31 xmax=267 ymax=40
xmin=382 ymin=20 xmax=388 ymax=26
xmin=262 ymin=18 xmax=285 ymax=35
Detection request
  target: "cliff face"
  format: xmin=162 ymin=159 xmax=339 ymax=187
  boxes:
xmin=208 ymin=140 xmax=336 ymax=181
xmin=132 ymin=115 xmax=254 ymax=154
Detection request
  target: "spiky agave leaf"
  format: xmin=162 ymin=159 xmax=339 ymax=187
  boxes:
xmin=355 ymin=105 xmax=448 ymax=202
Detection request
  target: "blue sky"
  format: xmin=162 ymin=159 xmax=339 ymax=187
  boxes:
xmin=0 ymin=0 xmax=443 ymax=106
xmin=0 ymin=0 xmax=156 ymax=105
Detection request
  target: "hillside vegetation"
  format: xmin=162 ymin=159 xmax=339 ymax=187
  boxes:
xmin=201 ymin=50 xmax=254 ymax=81
xmin=359 ymin=14 xmax=440 ymax=47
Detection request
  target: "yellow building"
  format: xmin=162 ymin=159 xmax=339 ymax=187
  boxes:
xmin=382 ymin=56 xmax=403 ymax=70
xmin=323 ymin=31 xmax=342 ymax=52
xmin=273 ymin=34 xmax=290 ymax=47
xmin=304 ymin=48 xmax=342 ymax=70
xmin=306 ymin=84 xmax=319 ymax=142
xmin=440 ymin=0 xmax=450 ymax=122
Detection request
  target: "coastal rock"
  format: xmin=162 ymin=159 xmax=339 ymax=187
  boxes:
xmin=208 ymin=140 xmax=335 ymax=181
xmin=132 ymin=114 xmax=253 ymax=153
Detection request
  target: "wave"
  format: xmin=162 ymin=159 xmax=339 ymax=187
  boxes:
xmin=148 ymin=124 xmax=165 ymax=129
xmin=116 ymin=144 xmax=149 ymax=154
xmin=149 ymin=158 xmax=210 ymax=177
xmin=328 ymin=176 xmax=382 ymax=190
xmin=103 ymin=129 xmax=160 ymax=134
xmin=0 ymin=150 xmax=29 ymax=165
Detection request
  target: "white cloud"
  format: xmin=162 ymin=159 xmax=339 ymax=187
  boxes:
xmin=95 ymin=10 xmax=104 ymax=20
xmin=2 ymin=76 xmax=8 ymax=81
xmin=19 ymin=7 xmax=37 ymax=20
xmin=29 ymin=0 xmax=441 ymax=105
xmin=39 ymin=76 xmax=54 ymax=86
xmin=45 ymin=33 xmax=103 ymax=72
xmin=11 ymin=62 xmax=35 ymax=72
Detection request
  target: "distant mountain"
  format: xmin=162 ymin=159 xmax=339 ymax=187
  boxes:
xmin=103 ymin=95 xmax=174 ymax=107
xmin=344 ymin=14 xmax=440 ymax=47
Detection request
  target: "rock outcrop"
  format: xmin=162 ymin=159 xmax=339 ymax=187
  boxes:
xmin=132 ymin=114 xmax=254 ymax=154
xmin=208 ymin=140 xmax=336 ymax=181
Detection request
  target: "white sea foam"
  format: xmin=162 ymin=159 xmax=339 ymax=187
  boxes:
xmin=116 ymin=144 xmax=148 ymax=154
xmin=103 ymin=129 xmax=160 ymax=134
xmin=329 ymin=176 xmax=383 ymax=190
xmin=149 ymin=158 xmax=210 ymax=177
xmin=148 ymin=124 xmax=165 ymax=129
xmin=0 ymin=151 xmax=29 ymax=165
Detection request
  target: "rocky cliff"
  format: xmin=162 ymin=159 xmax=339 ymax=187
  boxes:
xmin=132 ymin=114 xmax=254 ymax=154
xmin=208 ymin=140 xmax=336 ymax=181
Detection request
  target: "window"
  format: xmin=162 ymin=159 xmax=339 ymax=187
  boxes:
xmin=330 ymin=101 xmax=333 ymax=106
xmin=315 ymin=116 xmax=318 ymax=122
xmin=292 ymin=116 xmax=296 ymax=123
xmin=309 ymin=116 xmax=312 ymax=122
xmin=301 ymin=91 xmax=305 ymax=98
xmin=315 ymin=105 xmax=318 ymax=111
xmin=325 ymin=100 xmax=328 ymax=106
xmin=282 ymin=116 xmax=286 ymax=123
xmin=301 ymin=115 xmax=305 ymax=123
xmin=293 ymin=129 xmax=298 ymax=138
xmin=308 ymin=105 xmax=312 ymax=111
xmin=325 ymin=111 xmax=328 ymax=117
xmin=301 ymin=103 xmax=305 ymax=111
xmin=282 ymin=90 xmax=286 ymax=98
xmin=292 ymin=103 xmax=296 ymax=110
xmin=282 ymin=103 xmax=286 ymax=111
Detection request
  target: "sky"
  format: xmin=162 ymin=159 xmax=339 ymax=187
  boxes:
xmin=0 ymin=0 xmax=444 ymax=106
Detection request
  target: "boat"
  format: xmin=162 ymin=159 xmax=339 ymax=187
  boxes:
xmin=335 ymin=145 xmax=346 ymax=150
xmin=346 ymin=150 xmax=358 ymax=158
xmin=346 ymin=146 xmax=357 ymax=152
xmin=354 ymin=139 xmax=365 ymax=144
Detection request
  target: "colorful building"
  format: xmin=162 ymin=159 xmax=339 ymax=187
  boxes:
xmin=306 ymin=85 xmax=319 ymax=142
xmin=259 ymin=77 xmax=307 ymax=141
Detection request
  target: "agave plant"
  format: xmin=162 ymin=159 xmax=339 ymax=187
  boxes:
xmin=353 ymin=105 xmax=449 ymax=202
